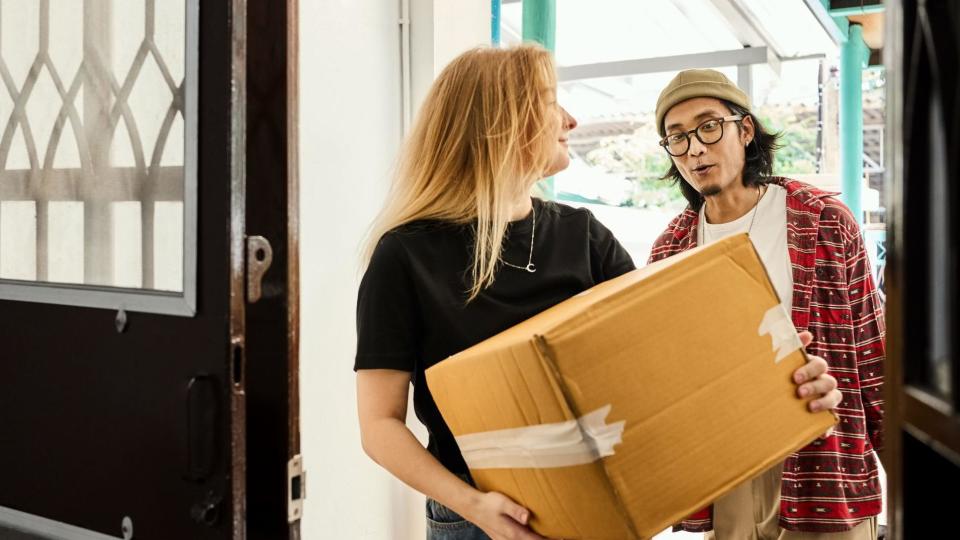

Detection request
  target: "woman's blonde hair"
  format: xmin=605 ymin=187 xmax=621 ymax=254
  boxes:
xmin=363 ymin=45 xmax=558 ymax=302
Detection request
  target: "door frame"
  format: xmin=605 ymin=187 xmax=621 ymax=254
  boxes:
xmin=884 ymin=1 xmax=960 ymax=538
xmin=0 ymin=0 xmax=300 ymax=538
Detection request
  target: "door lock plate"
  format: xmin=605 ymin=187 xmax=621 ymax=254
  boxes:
xmin=288 ymin=454 xmax=305 ymax=523
xmin=246 ymin=235 xmax=274 ymax=303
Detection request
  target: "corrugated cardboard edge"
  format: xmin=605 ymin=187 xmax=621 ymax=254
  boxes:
xmin=725 ymin=235 xmax=840 ymax=427
xmin=728 ymin=234 xmax=842 ymax=429
xmin=533 ymin=335 xmax=642 ymax=540
xmin=548 ymin=234 xmax=773 ymax=345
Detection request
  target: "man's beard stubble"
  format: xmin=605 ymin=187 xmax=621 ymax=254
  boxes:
xmin=700 ymin=184 xmax=722 ymax=197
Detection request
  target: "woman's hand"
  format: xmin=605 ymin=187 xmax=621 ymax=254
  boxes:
xmin=357 ymin=372 xmax=554 ymax=539
xmin=793 ymin=331 xmax=842 ymax=437
xmin=463 ymin=491 xmax=550 ymax=540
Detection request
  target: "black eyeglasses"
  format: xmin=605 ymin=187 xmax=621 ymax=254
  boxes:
xmin=659 ymin=115 xmax=743 ymax=157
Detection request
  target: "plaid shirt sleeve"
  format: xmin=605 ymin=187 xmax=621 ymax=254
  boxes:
xmin=839 ymin=209 xmax=885 ymax=452
xmin=647 ymin=213 xmax=689 ymax=265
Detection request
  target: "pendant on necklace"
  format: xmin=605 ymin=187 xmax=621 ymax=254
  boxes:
xmin=525 ymin=263 xmax=537 ymax=273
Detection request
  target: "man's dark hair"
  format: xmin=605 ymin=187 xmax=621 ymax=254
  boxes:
xmin=661 ymin=100 xmax=783 ymax=210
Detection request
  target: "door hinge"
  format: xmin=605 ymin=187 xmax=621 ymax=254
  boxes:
xmin=288 ymin=454 xmax=306 ymax=523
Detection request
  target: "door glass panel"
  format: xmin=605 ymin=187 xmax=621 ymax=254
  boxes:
xmin=925 ymin=93 xmax=953 ymax=402
xmin=0 ymin=0 xmax=191 ymax=294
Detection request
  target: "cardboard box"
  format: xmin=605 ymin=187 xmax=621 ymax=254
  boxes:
xmin=425 ymin=234 xmax=837 ymax=539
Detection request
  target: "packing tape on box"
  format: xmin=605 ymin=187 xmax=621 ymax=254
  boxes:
xmin=758 ymin=303 xmax=803 ymax=363
xmin=455 ymin=404 xmax=625 ymax=469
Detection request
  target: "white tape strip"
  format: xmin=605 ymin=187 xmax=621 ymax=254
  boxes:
xmin=455 ymin=405 xmax=625 ymax=470
xmin=758 ymin=304 xmax=803 ymax=363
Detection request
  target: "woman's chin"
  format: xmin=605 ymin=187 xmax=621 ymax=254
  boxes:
xmin=543 ymin=161 xmax=569 ymax=178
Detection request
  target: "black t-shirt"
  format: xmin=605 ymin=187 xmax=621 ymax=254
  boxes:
xmin=354 ymin=198 xmax=636 ymax=476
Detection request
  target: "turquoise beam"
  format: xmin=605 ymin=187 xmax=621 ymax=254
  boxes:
xmin=522 ymin=0 xmax=556 ymax=50
xmin=523 ymin=0 xmax=557 ymax=199
xmin=491 ymin=0 xmax=501 ymax=46
xmin=840 ymin=23 xmax=867 ymax=224
xmin=813 ymin=0 xmax=850 ymax=41
xmin=830 ymin=5 xmax=884 ymax=17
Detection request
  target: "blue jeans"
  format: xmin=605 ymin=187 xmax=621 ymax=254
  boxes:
xmin=425 ymin=498 xmax=490 ymax=540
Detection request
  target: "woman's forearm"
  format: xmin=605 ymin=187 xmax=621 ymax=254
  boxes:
xmin=362 ymin=416 xmax=479 ymax=518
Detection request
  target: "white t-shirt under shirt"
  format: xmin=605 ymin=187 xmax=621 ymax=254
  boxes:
xmin=698 ymin=183 xmax=793 ymax=312
xmin=697 ymin=182 xmax=794 ymax=538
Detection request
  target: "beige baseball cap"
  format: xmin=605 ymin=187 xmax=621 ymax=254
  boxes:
xmin=655 ymin=69 xmax=751 ymax=136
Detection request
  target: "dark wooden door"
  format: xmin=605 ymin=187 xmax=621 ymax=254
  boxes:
xmin=244 ymin=0 xmax=302 ymax=539
xmin=0 ymin=0 xmax=300 ymax=539
xmin=885 ymin=1 xmax=960 ymax=538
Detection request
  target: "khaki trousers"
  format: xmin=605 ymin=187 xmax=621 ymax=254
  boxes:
xmin=705 ymin=463 xmax=878 ymax=540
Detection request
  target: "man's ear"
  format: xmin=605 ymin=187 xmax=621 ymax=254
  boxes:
xmin=741 ymin=114 xmax=756 ymax=145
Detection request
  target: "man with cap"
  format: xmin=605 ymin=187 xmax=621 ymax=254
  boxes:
xmin=648 ymin=69 xmax=884 ymax=539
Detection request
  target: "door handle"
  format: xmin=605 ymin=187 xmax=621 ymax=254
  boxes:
xmin=185 ymin=374 xmax=219 ymax=482
xmin=246 ymin=235 xmax=274 ymax=303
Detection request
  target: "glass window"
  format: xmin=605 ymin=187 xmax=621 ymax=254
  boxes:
xmin=0 ymin=0 xmax=197 ymax=315
xmin=501 ymin=0 xmax=742 ymax=66
xmin=737 ymin=0 xmax=837 ymax=57
xmin=501 ymin=2 xmax=841 ymax=270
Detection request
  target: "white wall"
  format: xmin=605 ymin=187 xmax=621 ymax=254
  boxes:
xmin=299 ymin=2 xmax=488 ymax=539
xmin=409 ymin=0 xmax=491 ymax=112
xmin=299 ymin=1 xmax=410 ymax=539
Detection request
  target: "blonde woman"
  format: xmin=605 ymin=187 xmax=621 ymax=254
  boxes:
xmin=354 ymin=46 xmax=840 ymax=540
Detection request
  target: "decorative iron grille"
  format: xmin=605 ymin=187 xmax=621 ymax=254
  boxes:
xmin=0 ymin=0 xmax=190 ymax=293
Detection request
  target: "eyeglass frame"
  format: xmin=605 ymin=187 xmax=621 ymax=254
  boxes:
xmin=658 ymin=114 xmax=744 ymax=157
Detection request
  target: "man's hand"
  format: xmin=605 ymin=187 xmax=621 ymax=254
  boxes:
xmin=793 ymin=331 xmax=842 ymax=437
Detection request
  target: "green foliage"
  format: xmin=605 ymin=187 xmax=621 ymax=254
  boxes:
xmin=583 ymin=122 xmax=686 ymax=210
xmin=755 ymin=105 xmax=819 ymax=176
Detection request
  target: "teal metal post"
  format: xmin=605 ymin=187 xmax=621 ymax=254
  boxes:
xmin=840 ymin=24 xmax=867 ymax=224
xmin=492 ymin=0 xmax=501 ymax=46
xmin=522 ymin=0 xmax=556 ymax=50
xmin=522 ymin=0 xmax=557 ymax=199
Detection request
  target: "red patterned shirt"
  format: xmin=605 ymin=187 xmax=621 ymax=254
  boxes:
xmin=649 ymin=178 xmax=885 ymax=533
